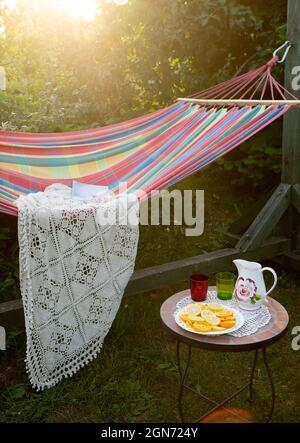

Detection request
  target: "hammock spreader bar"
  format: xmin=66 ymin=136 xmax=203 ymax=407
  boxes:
xmin=0 ymin=55 xmax=299 ymax=216
xmin=177 ymin=99 xmax=300 ymax=107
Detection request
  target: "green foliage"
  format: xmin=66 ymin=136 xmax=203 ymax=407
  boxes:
xmin=0 ymin=1 xmax=287 ymax=136
xmin=218 ymin=121 xmax=283 ymax=188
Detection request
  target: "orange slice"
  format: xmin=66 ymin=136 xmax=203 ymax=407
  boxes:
xmin=206 ymin=316 xmax=221 ymax=326
xmin=192 ymin=323 xmax=212 ymax=333
xmin=211 ymin=326 xmax=226 ymax=332
xmin=186 ymin=315 xmax=203 ymax=322
xmin=207 ymin=303 xmax=223 ymax=311
xmin=193 ymin=320 xmax=209 ymax=327
xmin=220 ymin=320 xmax=236 ymax=329
xmin=216 ymin=310 xmax=233 ymax=318
xmin=201 ymin=309 xmax=214 ymax=318
xmin=201 ymin=310 xmax=220 ymax=326
xmin=185 ymin=318 xmax=195 ymax=329
xmin=185 ymin=304 xmax=202 ymax=316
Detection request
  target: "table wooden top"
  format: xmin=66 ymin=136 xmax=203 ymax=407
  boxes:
xmin=160 ymin=288 xmax=289 ymax=352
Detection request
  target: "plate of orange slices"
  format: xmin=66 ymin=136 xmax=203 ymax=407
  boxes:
xmin=175 ymin=302 xmax=244 ymax=335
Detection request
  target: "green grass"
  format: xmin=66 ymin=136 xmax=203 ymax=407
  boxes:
xmin=1 ymin=163 xmax=299 ymax=422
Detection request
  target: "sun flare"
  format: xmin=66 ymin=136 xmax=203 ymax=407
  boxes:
xmin=55 ymin=0 xmax=99 ymax=21
xmin=2 ymin=1 xmax=129 ymax=22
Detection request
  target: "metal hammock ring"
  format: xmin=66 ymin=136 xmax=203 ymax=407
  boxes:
xmin=273 ymin=41 xmax=292 ymax=64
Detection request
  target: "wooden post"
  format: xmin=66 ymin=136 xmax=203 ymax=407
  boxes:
xmin=236 ymin=184 xmax=291 ymax=251
xmin=237 ymin=0 xmax=300 ymax=252
xmin=282 ymin=0 xmax=300 ymax=184
xmin=281 ymin=0 xmax=300 ymax=248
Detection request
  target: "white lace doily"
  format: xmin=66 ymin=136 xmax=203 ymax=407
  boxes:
xmin=174 ymin=290 xmax=271 ymax=337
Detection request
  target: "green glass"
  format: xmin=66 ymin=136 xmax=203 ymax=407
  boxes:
xmin=216 ymin=272 xmax=236 ymax=301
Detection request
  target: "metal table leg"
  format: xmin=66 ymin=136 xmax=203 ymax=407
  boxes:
xmin=249 ymin=349 xmax=258 ymax=402
xmin=176 ymin=341 xmax=191 ymax=423
xmin=176 ymin=343 xmax=276 ymax=423
xmin=262 ymin=347 xmax=275 ymax=423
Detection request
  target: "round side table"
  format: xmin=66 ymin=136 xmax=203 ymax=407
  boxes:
xmin=160 ymin=288 xmax=289 ymax=423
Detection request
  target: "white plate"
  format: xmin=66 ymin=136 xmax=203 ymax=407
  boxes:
xmin=174 ymin=303 xmax=244 ymax=336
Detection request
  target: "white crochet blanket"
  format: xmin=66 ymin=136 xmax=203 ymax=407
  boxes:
xmin=16 ymin=184 xmax=139 ymax=390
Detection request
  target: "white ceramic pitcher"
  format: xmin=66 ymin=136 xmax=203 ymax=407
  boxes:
xmin=233 ymin=259 xmax=278 ymax=311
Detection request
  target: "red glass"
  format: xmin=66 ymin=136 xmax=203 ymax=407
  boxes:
xmin=190 ymin=274 xmax=209 ymax=301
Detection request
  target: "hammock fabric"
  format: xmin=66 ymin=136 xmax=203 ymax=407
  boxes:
xmin=0 ymin=56 xmax=298 ymax=216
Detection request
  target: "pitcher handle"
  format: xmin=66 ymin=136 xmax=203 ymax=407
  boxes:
xmin=261 ymin=267 xmax=278 ymax=297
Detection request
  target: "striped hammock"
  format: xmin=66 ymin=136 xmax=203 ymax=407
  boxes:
xmin=1 ymin=56 xmax=299 ymax=216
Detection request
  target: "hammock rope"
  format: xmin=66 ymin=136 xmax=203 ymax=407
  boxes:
xmin=1 ymin=55 xmax=300 ymax=216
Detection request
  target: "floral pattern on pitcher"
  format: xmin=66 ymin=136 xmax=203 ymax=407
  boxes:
xmin=235 ymin=277 xmax=262 ymax=305
xmin=233 ymin=259 xmax=278 ymax=311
